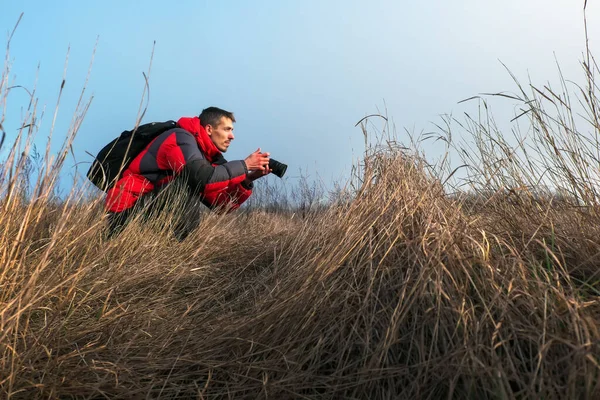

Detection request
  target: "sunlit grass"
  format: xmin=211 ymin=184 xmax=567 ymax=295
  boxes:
xmin=2 ymin=17 xmax=600 ymax=400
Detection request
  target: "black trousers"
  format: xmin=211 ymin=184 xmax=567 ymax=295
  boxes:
xmin=106 ymin=184 xmax=206 ymax=241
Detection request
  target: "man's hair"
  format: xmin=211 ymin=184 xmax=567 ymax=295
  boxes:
xmin=199 ymin=107 xmax=236 ymax=128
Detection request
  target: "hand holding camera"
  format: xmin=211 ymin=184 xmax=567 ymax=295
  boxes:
xmin=245 ymin=148 xmax=270 ymax=171
xmin=245 ymin=148 xmax=287 ymax=181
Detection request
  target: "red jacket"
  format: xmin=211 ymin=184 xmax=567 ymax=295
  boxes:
xmin=105 ymin=117 xmax=252 ymax=213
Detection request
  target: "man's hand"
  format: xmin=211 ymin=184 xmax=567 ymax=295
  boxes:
xmin=244 ymin=148 xmax=270 ymax=172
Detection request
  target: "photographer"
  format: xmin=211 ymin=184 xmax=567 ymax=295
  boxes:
xmin=105 ymin=106 xmax=273 ymax=240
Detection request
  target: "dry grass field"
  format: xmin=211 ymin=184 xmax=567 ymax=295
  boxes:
xmin=2 ymin=25 xmax=600 ymax=400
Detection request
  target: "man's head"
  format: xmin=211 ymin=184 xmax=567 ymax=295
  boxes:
xmin=199 ymin=107 xmax=236 ymax=152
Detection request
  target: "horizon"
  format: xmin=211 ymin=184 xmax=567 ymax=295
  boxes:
xmin=1 ymin=1 xmax=599 ymax=193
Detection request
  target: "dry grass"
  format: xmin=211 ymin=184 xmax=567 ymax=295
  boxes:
xmin=2 ymin=21 xmax=600 ymax=400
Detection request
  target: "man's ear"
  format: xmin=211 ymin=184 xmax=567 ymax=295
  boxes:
xmin=205 ymin=124 xmax=213 ymax=136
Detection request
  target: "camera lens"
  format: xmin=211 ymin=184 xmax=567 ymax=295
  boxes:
xmin=268 ymin=158 xmax=287 ymax=178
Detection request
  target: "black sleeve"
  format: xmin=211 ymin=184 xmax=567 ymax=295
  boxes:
xmin=182 ymin=157 xmax=249 ymax=195
xmin=182 ymin=158 xmax=215 ymax=194
xmin=241 ymin=178 xmax=253 ymax=190
xmin=175 ymin=131 xmax=248 ymax=194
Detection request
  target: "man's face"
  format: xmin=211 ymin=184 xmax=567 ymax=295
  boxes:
xmin=206 ymin=116 xmax=235 ymax=152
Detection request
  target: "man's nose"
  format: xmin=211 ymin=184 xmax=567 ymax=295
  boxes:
xmin=229 ymin=132 xmax=235 ymax=140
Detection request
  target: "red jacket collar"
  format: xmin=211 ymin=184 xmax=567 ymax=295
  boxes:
xmin=176 ymin=116 xmax=221 ymax=162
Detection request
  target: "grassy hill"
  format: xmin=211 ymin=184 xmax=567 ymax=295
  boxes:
xmin=2 ymin=36 xmax=600 ymax=400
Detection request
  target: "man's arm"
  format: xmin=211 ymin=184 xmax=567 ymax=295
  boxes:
xmin=158 ymin=129 xmax=251 ymax=208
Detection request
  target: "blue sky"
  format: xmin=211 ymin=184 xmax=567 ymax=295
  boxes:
xmin=1 ymin=0 xmax=599 ymax=190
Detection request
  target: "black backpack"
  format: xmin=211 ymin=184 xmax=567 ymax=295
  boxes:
xmin=87 ymin=120 xmax=177 ymax=191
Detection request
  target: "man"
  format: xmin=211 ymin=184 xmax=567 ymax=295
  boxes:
xmin=105 ymin=106 xmax=270 ymax=239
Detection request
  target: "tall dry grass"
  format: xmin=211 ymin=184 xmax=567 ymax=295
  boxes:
xmin=2 ymin=18 xmax=600 ymax=400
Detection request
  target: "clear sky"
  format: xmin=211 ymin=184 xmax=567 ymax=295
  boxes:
xmin=1 ymin=0 xmax=599 ymax=190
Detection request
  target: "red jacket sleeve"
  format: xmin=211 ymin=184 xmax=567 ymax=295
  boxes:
xmin=160 ymin=129 xmax=253 ymax=210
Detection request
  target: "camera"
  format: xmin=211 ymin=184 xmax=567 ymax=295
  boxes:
xmin=269 ymin=158 xmax=287 ymax=178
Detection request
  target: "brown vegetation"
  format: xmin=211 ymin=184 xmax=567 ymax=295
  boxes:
xmin=2 ymin=19 xmax=600 ymax=400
